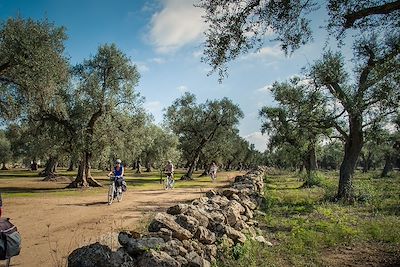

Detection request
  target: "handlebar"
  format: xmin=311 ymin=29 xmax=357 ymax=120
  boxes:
xmin=109 ymin=175 xmax=123 ymax=180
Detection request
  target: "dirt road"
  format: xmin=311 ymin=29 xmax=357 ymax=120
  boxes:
xmin=1 ymin=174 xmax=237 ymax=267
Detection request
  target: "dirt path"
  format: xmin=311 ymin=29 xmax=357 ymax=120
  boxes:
xmin=2 ymin=176 xmax=237 ymax=267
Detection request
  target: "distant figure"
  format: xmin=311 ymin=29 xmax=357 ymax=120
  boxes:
xmin=164 ymin=160 xmax=174 ymax=177
xmin=136 ymin=159 xmax=141 ymax=174
xmin=210 ymin=161 xmax=218 ymax=181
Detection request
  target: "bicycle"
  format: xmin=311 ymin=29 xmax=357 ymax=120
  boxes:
xmin=163 ymin=172 xmax=175 ymax=190
xmin=210 ymin=170 xmax=217 ymax=182
xmin=108 ymin=176 xmax=123 ymax=205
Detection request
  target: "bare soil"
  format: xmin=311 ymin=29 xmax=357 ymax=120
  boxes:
xmin=321 ymin=242 xmax=400 ymax=267
xmin=0 ymin=172 xmax=239 ymax=267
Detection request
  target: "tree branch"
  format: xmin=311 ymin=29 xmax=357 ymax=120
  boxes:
xmin=343 ymin=0 xmax=400 ymax=29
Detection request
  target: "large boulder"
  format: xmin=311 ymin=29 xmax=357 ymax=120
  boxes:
xmin=119 ymin=232 xmax=165 ymax=256
xmin=184 ymin=206 xmax=209 ymax=227
xmin=185 ymin=251 xmax=211 ymax=267
xmin=225 ymin=200 xmax=245 ymax=227
xmin=209 ymin=195 xmax=230 ymax=207
xmin=194 ymin=226 xmax=216 ymax=245
xmin=167 ymin=204 xmax=189 ymax=215
xmin=175 ymin=214 xmax=199 ymax=233
xmin=137 ymin=249 xmax=181 ymax=267
xmin=162 ymin=239 xmax=188 ymax=257
xmin=224 ymin=225 xmax=247 ymax=244
xmin=149 ymin=213 xmax=193 ymax=241
xmin=68 ymin=242 xmax=134 ymax=267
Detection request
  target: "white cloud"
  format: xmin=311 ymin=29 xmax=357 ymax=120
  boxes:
xmin=150 ymin=57 xmax=166 ymax=64
xmin=144 ymin=100 xmax=162 ymax=113
xmin=256 ymin=84 xmax=273 ymax=93
xmin=149 ymin=0 xmax=207 ymax=53
xmin=244 ymin=132 xmax=269 ymax=152
xmin=192 ymin=50 xmax=203 ymax=58
xmin=242 ymin=45 xmax=283 ymax=61
xmin=133 ymin=61 xmax=150 ymax=72
xmin=177 ymin=85 xmax=189 ymax=93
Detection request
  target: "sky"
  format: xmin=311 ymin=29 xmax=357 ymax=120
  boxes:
xmin=0 ymin=0 xmax=352 ymax=151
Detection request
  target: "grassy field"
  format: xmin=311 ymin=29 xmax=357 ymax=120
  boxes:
xmin=217 ymin=170 xmax=400 ymax=267
xmin=0 ymin=168 xmax=239 ymax=198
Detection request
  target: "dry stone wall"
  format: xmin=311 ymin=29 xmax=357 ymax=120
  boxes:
xmin=68 ymin=167 xmax=267 ymax=267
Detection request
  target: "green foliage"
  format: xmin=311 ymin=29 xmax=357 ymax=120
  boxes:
xmin=198 ymin=0 xmax=400 ymax=81
xmin=0 ymin=17 xmax=69 ymax=120
xmin=0 ymin=131 xmax=11 ymax=165
xmin=165 ymin=92 xmax=244 ymax=177
xmin=219 ymin=171 xmax=400 ymax=266
xmin=301 ymin=171 xmax=324 ymax=187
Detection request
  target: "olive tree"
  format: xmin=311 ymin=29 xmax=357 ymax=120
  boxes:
xmin=165 ymin=93 xmax=243 ymax=179
xmin=66 ymin=44 xmax=140 ymax=187
xmin=0 ymin=17 xmax=68 ymax=120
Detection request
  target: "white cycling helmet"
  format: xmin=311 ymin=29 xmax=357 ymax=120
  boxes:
xmin=116 ymin=159 xmax=122 ymax=164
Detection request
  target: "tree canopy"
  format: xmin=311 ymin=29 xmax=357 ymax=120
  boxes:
xmin=197 ymin=0 xmax=400 ymax=80
xmin=165 ymin=92 xmax=243 ymax=179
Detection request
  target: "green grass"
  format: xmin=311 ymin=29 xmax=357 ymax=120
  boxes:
xmin=0 ymin=168 xmax=235 ymax=198
xmin=217 ymin=170 xmax=400 ymax=267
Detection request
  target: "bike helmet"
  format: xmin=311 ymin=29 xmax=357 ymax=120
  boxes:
xmin=116 ymin=159 xmax=122 ymax=164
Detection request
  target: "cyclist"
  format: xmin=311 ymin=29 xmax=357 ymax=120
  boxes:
xmin=164 ymin=160 xmax=175 ymax=189
xmin=108 ymin=159 xmax=126 ymax=192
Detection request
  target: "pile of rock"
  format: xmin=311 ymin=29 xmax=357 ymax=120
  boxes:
xmin=68 ymin=167 xmax=267 ymax=267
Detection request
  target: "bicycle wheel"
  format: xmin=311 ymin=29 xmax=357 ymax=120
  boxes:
xmin=164 ymin=177 xmax=169 ymax=190
xmin=108 ymin=183 xmax=114 ymax=205
xmin=168 ymin=177 xmax=175 ymax=189
xmin=116 ymin=187 xmax=123 ymax=202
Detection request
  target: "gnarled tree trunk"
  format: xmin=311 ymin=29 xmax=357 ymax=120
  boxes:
xmin=31 ymin=159 xmax=38 ymax=171
xmin=337 ymin=116 xmax=363 ymax=202
xmin=1 ymin=162 xmax=8 ymax=170
xmin=67 ymin=159 xmax=75 ymax=171
xmin=303 ymin=141 xmax=318 ymax=187
xmin=67 ymin=151 xmax=102 ymax=188
xmin=40 ymin=157 xmax=58 ymax=180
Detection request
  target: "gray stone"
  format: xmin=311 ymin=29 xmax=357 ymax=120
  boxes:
xmin=185 ymin=251 xmax=210 ymax=267
xmin=167 ymin=204 xmax=189 ymax=215
xmin=162 ymin=240 xmax=188 ymax=257
xmin=182 ymin=239 xmax=194 ymax=252
xmin=190 ymin=240 xmax=205 ymax=255
xmin=221 ymin=188 xmax=239 ymax=198
xmin=174 ymin=255 xmax=189 ymax=266
xmin=224 ymin=225 xmax=247 ymax=244
xmin=137 ymin=249 xmax=181 ymax=267
xmin=205 ymin=190 xmax=218 ymax=198
xmin=175 ymin=214 xmax=199 ymax=233
xmin=244 ymin=206 xmax=254 ymax=219
xmin=149 ymin=213 xmax=193 ymax=241
xmin=225 ymin=200 xmax=245 ymax=227
xmin=204 ymin=244 xmax=217 ymax=258
xmin=254 ymin=236 xmax=273 ymax=246
xmin=119 ymin=232 xmax=165 ymax=256
xmin=184 ymin=206 xmax=209 ymax=227
xmin=68 ymin=242 xmax=134 ymax=267
xmin=194 ymin=226 xmax=216 ymax=245
xmin=209 ymin=195 xmax=229 ymax=207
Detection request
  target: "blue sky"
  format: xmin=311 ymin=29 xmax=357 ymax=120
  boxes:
xmin=0 ymin=0 xmax=351 ymax=151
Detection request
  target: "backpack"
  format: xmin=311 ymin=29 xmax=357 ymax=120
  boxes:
xmin=0 ymin=218 xmax=21 ymax=260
